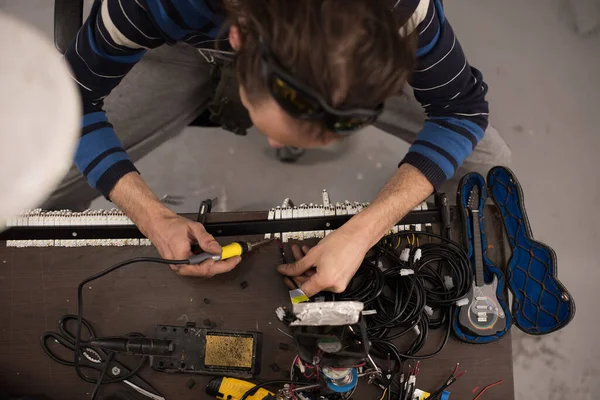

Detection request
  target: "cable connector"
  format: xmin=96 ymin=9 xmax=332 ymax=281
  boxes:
xmin=413 ymin=325 xmax=421 ymax=336
xmin=400 ymin=248 xmax=411 ymax=262
xmin=275 ymin=307 xmax=286 ymax=321
xmin=456 ymin=298 xmax=469 ymax=307
xmin=413 ymin=248 xmax=422 ymax=262
xmin=444 ymin=276 xmax=454 ymax=290
xmin=424 ymin=305 xmax=434 ymax=316
xmin=400 ymin=269 xmax=415 ymax=276
xmin=413 ymin=389 xmax=432 ymax=400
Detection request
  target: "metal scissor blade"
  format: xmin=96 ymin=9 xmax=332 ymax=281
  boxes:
xmin=123 ymin=380 xmax=166 ymax=400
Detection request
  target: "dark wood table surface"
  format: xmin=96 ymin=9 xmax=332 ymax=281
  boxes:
xmin=0 ymin=209 xmax=514 ymax=400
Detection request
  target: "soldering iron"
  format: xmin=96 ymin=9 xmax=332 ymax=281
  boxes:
xmin=189 ymin=239 xmax=272 ymax=264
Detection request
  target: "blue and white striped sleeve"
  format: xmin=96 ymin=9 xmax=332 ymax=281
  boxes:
xmin=65 ymin=0 xmax=165 ymax=197
xmin=65 ymin=0 xmax=224 ymax=198
xmin=403 ymin=0 xmax=489 ymax=189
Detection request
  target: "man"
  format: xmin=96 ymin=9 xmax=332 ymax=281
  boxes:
xmin=56 ymin=0 xmax=510 ymax=297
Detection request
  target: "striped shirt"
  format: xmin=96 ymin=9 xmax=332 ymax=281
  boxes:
xmin=65 ymin=0 xmax=488 ymax=196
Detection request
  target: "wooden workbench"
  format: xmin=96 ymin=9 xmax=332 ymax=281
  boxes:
xmin=0 ymin=209 xmax=514 ymax=400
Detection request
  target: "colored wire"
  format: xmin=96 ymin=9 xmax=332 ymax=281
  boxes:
xmin=240 ymin=380 xmax=298 ymax=400
xmin=472 ymin=380 xmax=504 ymax=400
xmin=378 ymin=387 xmax=388 ymax=400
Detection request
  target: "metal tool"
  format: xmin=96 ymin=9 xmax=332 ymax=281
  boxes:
xmin=40 ymin=315 xmax=164 ymax=400
xmin=188 ymin=239 xmax=273 ymax=264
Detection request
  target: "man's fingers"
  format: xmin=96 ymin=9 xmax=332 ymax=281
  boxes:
xmin=299 ymin=276 xmax=325 ymax=298
xmin=277 ymin=250 xmax=316 ymax=277
xmin=190 ymin=222 xmax=221 ymax=254
xmin=291 ymin=244 xmax=305 ymax=261
xmin=176 ymin=257 xmax=242 ymax=277
xmin=304 ymin=269 xmax=316 ymax=278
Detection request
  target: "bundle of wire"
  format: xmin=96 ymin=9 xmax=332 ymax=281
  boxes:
xmin=338 ymin=231 xmax=472 ymax=368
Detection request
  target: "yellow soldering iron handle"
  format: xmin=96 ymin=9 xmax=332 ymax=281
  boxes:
xmin=206 ymin=377 xmax=276 ymax=400
xmin=188 ymin=242 xmax=246 ymax=265
xmin=220 ymin=242 xmax=244 ymax=260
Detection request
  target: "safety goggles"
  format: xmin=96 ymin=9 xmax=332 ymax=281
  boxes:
xmin=258 ymin=37 xmax=383 ymax=134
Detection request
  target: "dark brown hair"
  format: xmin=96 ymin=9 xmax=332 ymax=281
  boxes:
xmin=224 ymin=0 xmax=417 ymax=121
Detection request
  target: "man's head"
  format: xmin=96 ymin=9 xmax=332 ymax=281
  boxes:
xmin=224 ymin=0 xmax=416 ymax=148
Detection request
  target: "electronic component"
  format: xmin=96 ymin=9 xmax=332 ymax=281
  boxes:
xmin=151 ymin=325 xmax=262 ymax=379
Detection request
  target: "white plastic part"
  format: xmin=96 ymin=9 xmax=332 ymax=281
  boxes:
xmin=424 ymin=305 xmax=434 ymax=316
xmin=400 ymin=248 xmax=411 ymax=262
xmin=322 ymin=189 xmax=331 ymax=207
xmin=413 ymin=325 xmax=421 ymax=336
xmin=414 ymin=249 xmax=422 ymax=262
xmin=400 ymin=269 xmax=415 ymax=276
xmin=0 ymin=12 xmax=80 ymax=230
xmin=444 ymin=276 xmax=455 ymax=290
xmin=275 ymin=307 xmax=286 ymax=321
xmin=456 ymin=298 xmax=469 ymax=307
xmin=297 ymin=358 xmax=306 ymax=374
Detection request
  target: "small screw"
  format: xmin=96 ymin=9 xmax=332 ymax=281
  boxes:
xmin=72 ymin=232 xmax=77 ymax=237
xmin=111 ymin=366 xmax=121 ymax=376
xmin=561 ymin=293 xmax=570 ymax=301
xmin=326 ymin=222 xmax=331 ymax=228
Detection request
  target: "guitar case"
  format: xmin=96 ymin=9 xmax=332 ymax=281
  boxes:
xmin=452 ymin=167 xmax=575 ymax=343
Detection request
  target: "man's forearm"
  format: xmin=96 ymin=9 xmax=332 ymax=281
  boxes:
xmin=347 ymin=164 xmax=434 ymax=247
xmin=108 ymin=172 xmax=173 ymax=236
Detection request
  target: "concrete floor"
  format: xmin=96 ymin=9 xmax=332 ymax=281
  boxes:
xmin=2 ymin=0 xmax=599 ymax=398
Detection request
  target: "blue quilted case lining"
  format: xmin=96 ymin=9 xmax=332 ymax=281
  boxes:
xmin=487 ymin=167 xmax=575 ymax=334
xmin=452 ymin=173 xmax=512 ymax=344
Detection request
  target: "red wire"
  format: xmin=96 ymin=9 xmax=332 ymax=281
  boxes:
xmin=452 ymin=363 xmax=460 ymax=375
xmin=472 ymin=380 xmax=504 ymax=400
xmin=290 ymin=384 xmax=297 ymax=400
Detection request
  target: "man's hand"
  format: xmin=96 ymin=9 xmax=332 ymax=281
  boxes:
xmin=277 ymin=225 xmax=370 ymax=297
xmin=277 ymin=164 xmax=434 ymax=297
xmin=108 ymin=172 xmax=241 ymax=277
xmin=145 ymin=212 xmax=241 ymax=277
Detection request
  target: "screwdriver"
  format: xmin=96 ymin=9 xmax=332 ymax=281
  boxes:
xmin=188 ymin=239 xmax=272 ymax=265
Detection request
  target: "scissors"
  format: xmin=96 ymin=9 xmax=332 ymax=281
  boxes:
xmin=41 ymin=315 xmax=165 ymax=400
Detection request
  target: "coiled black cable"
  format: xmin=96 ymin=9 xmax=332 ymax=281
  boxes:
xmin=341 ymin=231 xmax=472 ymax=364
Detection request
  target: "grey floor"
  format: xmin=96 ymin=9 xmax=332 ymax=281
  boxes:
xmin=2 ymin=0 xmax=600 ymax=398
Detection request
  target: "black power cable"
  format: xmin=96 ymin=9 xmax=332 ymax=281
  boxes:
xmin=73 ymin=257 xmax=190 ymax=400
xmin=340 ymin=231 xmax=471 ymax=370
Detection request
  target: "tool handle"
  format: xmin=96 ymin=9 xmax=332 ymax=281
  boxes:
xmin=221 ymin=242 xmax=244 ymax=260
xmin=188 ymin=252 xmax=219 ymax=264
xmin=206 ymin=377 xmax=275 ymax=400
